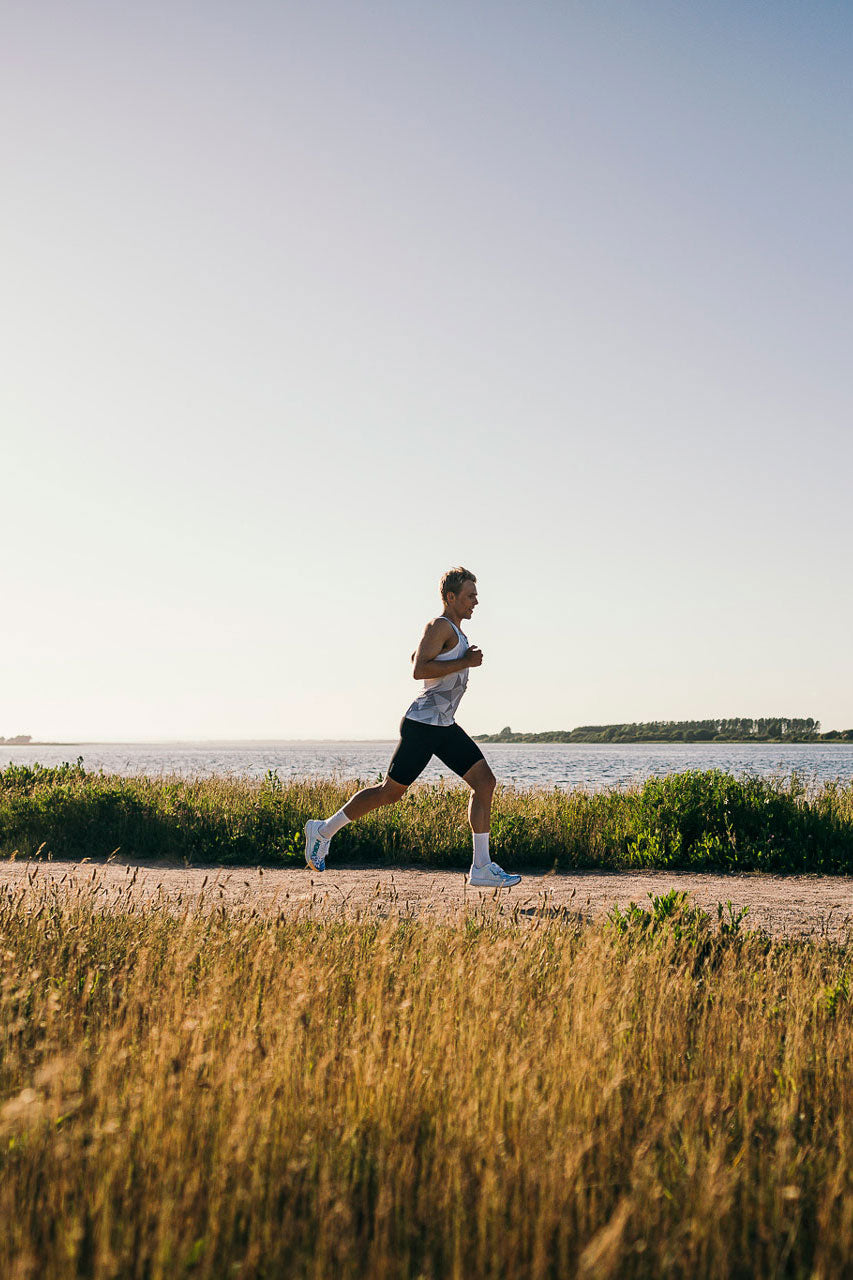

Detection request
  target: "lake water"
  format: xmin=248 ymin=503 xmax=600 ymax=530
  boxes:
xmin=4 ymin=741 xmax=853 ymax=791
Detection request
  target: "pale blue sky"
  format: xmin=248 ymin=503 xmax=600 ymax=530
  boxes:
xmin=3 ymin=1 xmax=851 ymax=739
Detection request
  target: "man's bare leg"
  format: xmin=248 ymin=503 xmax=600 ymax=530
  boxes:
xmin=464 ymin=758 xmax=496 ymax=834
xmin=304 ymin=777 xmax=406 ymax=870
xmin=463 ymin=758 xmax=520 ymax=886
xmin=342 ymin=777 xmax=408 ymax=821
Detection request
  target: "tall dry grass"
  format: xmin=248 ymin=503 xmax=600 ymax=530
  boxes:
xmin=1 ymin=876 xmax=851 ymax=1278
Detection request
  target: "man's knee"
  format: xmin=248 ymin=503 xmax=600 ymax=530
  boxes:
xmin=468 ymin=762 xmax=496 ymax=795
xmin=381 ymin=778 xmax=408 ymax=805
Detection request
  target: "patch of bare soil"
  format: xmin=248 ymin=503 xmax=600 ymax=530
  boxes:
xmin=2 ymin=859 xmax=851 ymax=938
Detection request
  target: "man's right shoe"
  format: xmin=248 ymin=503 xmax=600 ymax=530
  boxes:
xmin=467 ymin=860 xmax=521 ymax=888
xmin=304 ymin=820 xmax=329 ymax=871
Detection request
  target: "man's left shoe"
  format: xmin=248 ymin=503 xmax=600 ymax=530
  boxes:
xmin=467 ymin=861 xmax=522 ymax=888
xmin=304 ymin=820 xmax=329 ymax=871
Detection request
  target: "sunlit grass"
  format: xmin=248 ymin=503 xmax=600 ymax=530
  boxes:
xmin=1 ymin=877 xmax=851 ymax=1278
xmin=2 ymin=761 xmax=853 ymax=872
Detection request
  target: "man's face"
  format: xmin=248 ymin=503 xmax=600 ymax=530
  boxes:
xmin=448 ymin=579 xmax=478 ymax=619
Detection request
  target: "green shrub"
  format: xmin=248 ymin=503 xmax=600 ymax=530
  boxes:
xmin=1 ymin=763 xmax=852 ymax=873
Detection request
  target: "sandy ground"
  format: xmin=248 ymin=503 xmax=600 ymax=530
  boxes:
xmin=2 ymin=857 xmax=851 ymax=938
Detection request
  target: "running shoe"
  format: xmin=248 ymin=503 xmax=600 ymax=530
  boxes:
xmin=467 ymin=861 xmax=522 ymax=888
xmin=304 ymin=819 xmax=329 ymax=872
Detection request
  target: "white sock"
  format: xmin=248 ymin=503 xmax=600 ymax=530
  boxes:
xmin=472 ymin=832 xmax=490 ymax=868
xmin=319 ymin=807 xmax=351 ymax=840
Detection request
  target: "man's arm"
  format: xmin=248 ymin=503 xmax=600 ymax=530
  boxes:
xmin=412 ymin=619 xmax=483 ymax=680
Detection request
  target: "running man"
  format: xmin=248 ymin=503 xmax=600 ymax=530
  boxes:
xmin=304 ymin=567 xmax=521 ymax=888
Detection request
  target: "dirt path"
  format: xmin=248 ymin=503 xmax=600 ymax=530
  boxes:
xmin=3 ymin=858 xmax=851 ymax=938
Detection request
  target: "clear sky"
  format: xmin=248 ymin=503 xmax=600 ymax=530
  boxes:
xmin=3 ymin=1 xmax=852 ymax=740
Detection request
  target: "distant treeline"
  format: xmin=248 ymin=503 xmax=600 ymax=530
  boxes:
xmin=0 ymin=735 xmax=31 ymax=745
xmin=477 ymin=719 xmax=853 ymax=744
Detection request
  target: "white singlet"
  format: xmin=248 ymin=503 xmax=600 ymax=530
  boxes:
xmin=405 ymin=619 xmax=470 ymax=727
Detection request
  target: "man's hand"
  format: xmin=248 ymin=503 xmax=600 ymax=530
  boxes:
xmin=412 ymin=619 xmax=482 ymax=681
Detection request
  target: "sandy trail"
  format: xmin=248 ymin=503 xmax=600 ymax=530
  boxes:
xmin=2 ymin=858 xmax=851 ymax=938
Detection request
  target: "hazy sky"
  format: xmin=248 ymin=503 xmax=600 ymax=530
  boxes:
xmin=3 ymin=1 xmax=852 ymax=740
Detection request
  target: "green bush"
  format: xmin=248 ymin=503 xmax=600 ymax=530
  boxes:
xmin=0 ymin=762 xmax=852 ymax=873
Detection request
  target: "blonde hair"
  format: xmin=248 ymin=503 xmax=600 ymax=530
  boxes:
xmin=440 ymin=567 xmax=476 ymax=601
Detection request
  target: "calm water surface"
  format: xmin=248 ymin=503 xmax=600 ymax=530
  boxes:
xmin=4 ymin=742 xmax=853 ymax=790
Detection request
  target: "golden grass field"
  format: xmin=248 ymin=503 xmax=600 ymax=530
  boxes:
xmin=2 ymin=873 xmax=851 ymax=1279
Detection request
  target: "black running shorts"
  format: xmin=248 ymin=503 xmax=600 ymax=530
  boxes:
xmin=386 ymin=716 xmax=485 ymax=786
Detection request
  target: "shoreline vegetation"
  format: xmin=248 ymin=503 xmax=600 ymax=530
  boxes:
xmin=476 ymin=717 xmax=853 ymax=744
xmin=1 ymin=761 xmax=851 ymax=874
xmin=2 ymin=884 xmax=851 ymax=1277
xmin=6 ymin=717 xmax=853 ymax=750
